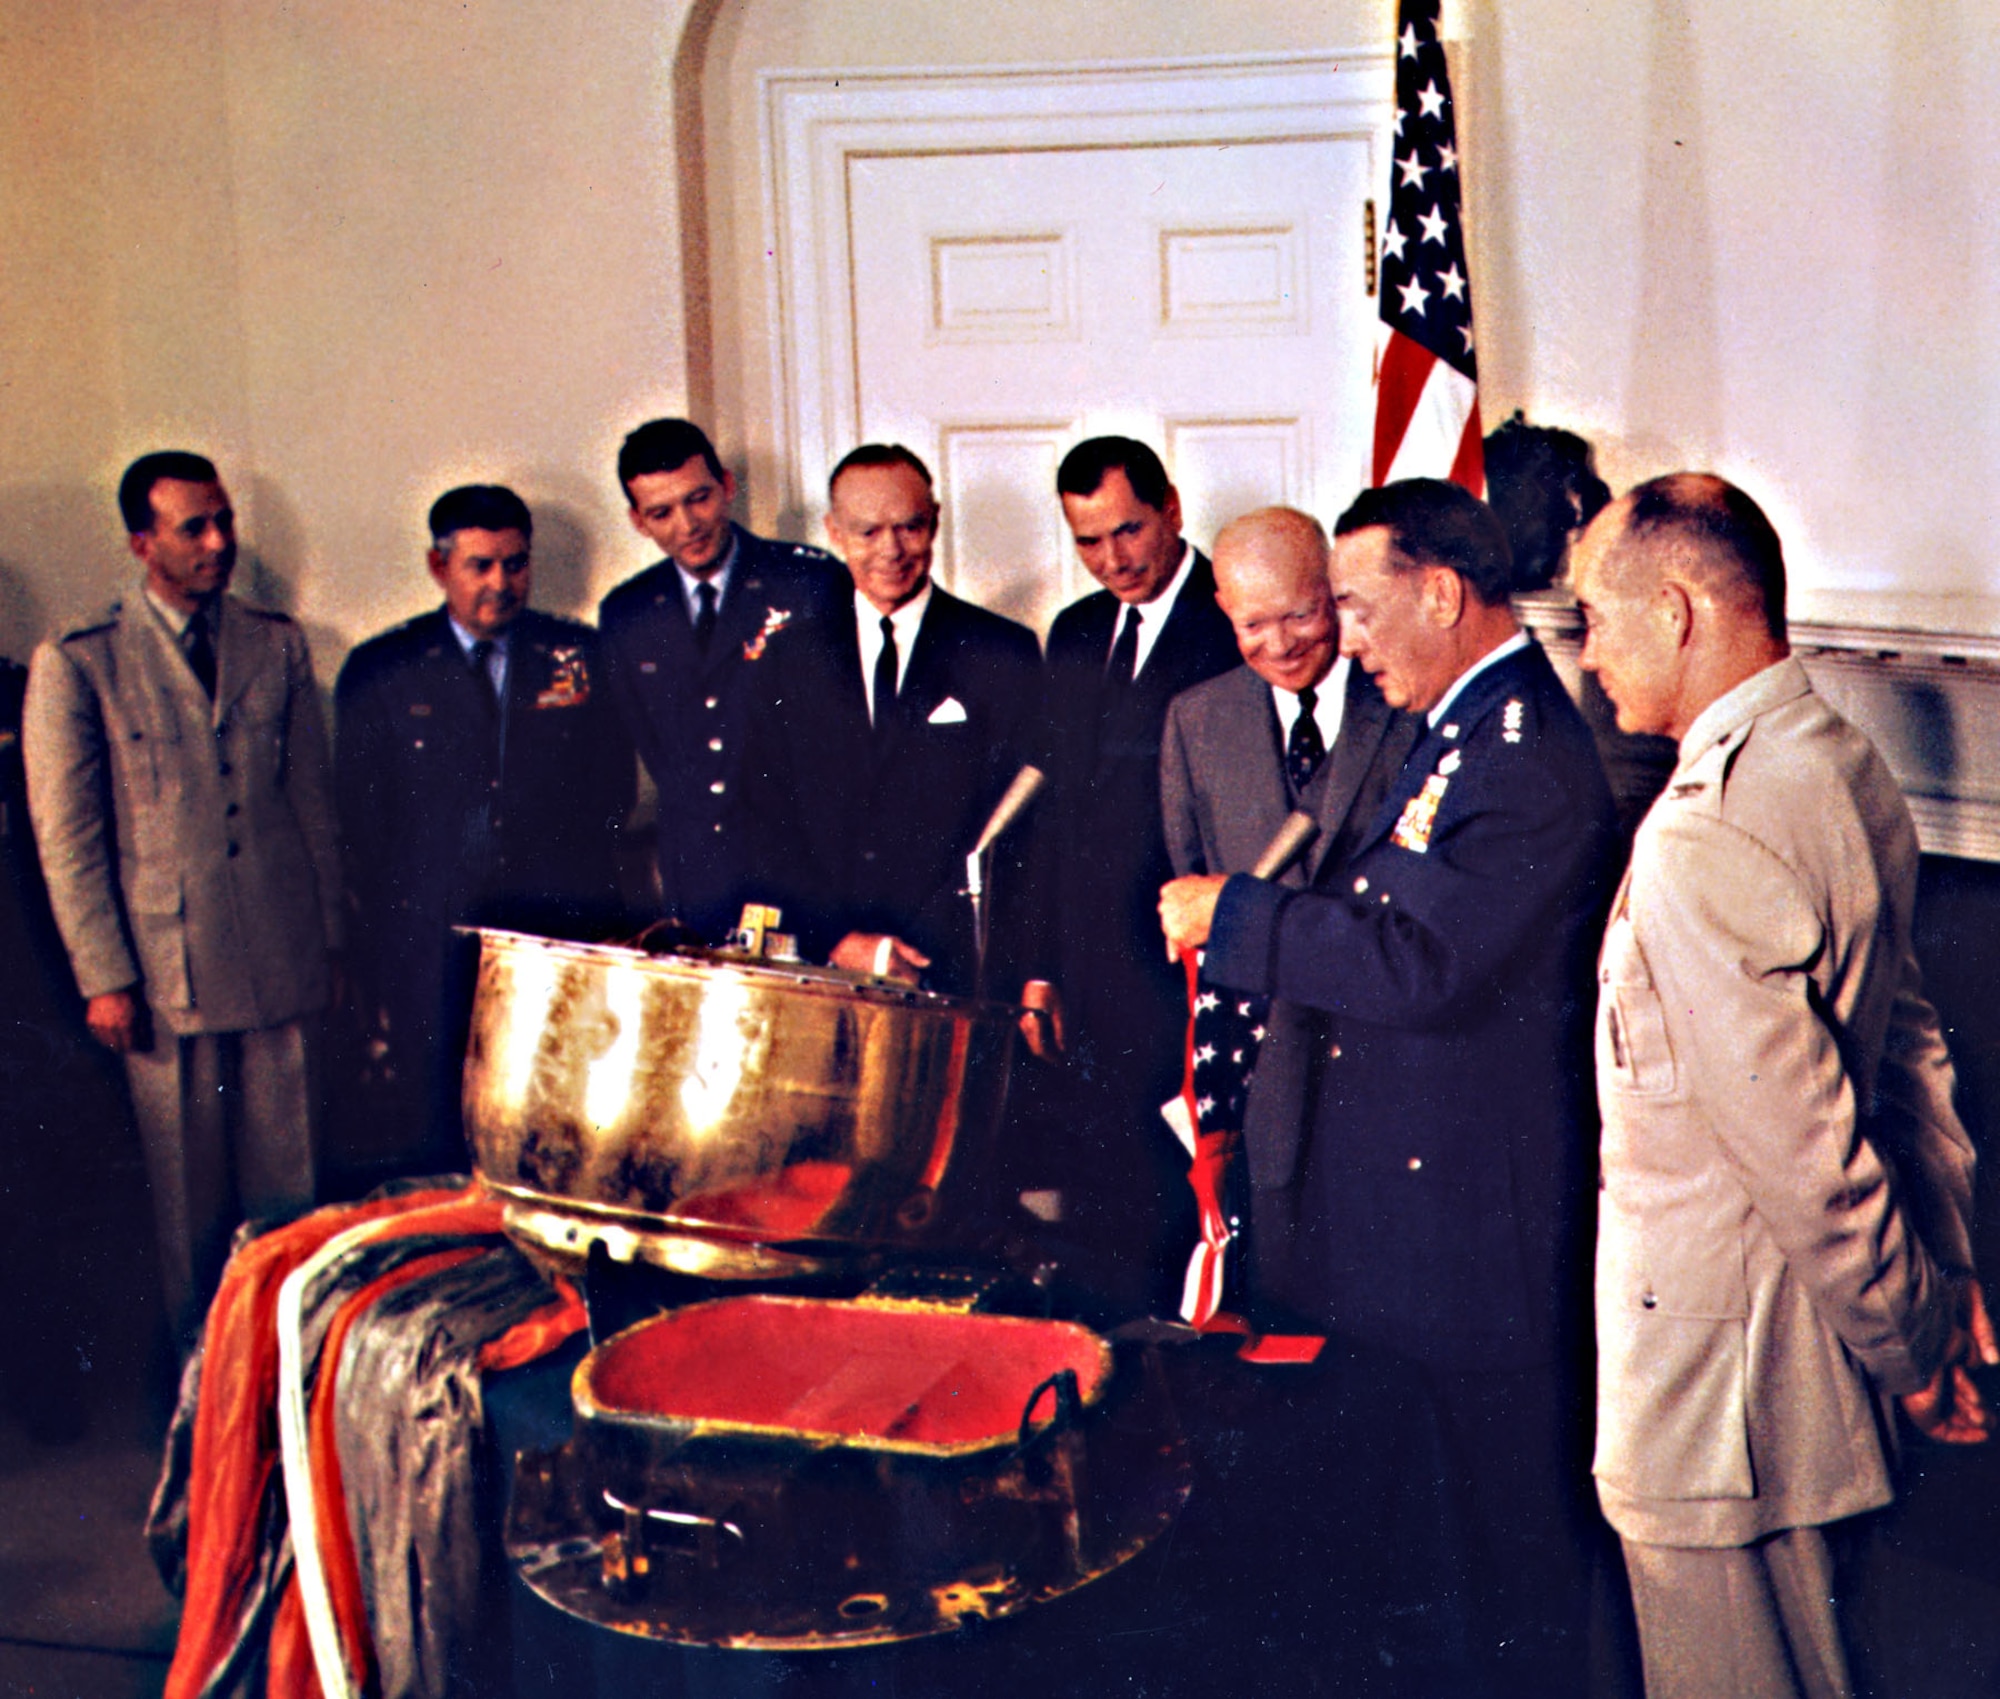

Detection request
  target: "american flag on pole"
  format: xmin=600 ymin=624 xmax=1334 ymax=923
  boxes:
xmin=1372 ymin=0 xmax=1483 ymax=493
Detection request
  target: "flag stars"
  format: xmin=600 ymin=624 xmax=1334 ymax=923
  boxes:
xmin=1194 ymin=1043 xmax=1216 ymax=1067
xmin=1196 ymin=991 xmax=1219 ymax=1013
xmin=1439 ymin=262 xmax=1466 ymax=301
xmin=1418 ymin=205 xmax=1449 ymax=246
xmin=1397 ymin=152 xmax=1430 ymax=190
xmin=1400 ymin=20 xmax=1421 ymax=58
xmin=1417 ymin=80 xmax=1447 ymax=119
xmin=1436 ymin=140 xmax=1458 ymax=173
xmin=1382 ymin=219 xmax=1408 ymax=262
xmin=1398 ymin=275 xmax=1431 ymax=316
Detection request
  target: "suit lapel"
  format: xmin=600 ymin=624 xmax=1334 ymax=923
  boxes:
xmin=1307 ymin=666 xmax=1417 ymax=880
xmin=892 ymin=591 xmax=957 ymax=737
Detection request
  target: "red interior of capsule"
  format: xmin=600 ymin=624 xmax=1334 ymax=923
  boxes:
xmin=584 ymin=1295 xmax=1109 ymax=1449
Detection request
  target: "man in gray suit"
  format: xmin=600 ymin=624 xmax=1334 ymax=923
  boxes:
xmin=1160 ymin=506 xmax=1418 ymax=1299
xmin=1572 ymin=473 xmax=1994 ymax=1698
xmin=25 ymin=451 xmax=342 ymax=1349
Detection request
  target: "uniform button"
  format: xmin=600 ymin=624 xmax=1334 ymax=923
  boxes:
xmin=217 ymin=762 xmax=233 ymax=776
xmin=704 ymin=697 xmax=719 ymax=710
xmin=225 ymin=802 xmax=239 ymax=817
xmin=1641 ymin=1292 xmax=1658 ymax=1310
xmin=862 ymin=849 xmax=877 ymax=862
xmin=1327 ymin=1043 xmax=1343 ymax=1060
xmin=226 ymin=841 xmax=240 ymax=858
xmin=1406 ymin=1156 xmax=1422 ymax=1171
xmin=712 ymin=822 xmax=724 ymax=833
xmin=707 ymin=737 xmax=723 ymax=752
xmin=490 ymin=779 xmax=501 ymax=791
xmin=1379 ymin=893 xmax=1390 ymax=904
xmin=1352 ymin=876 xmax=1368 ymax=894
xmin=214 ymin=723 xmax=227 ymax=739
xmin=709 ymin=780 xmax=725 ymax=795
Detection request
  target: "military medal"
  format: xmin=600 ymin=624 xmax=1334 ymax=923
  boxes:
xmin=536 ymin=647 xmax=591 ymax=709
xmin=1391 ymin=768 xmax=1450 ymax=853
xmin=742 ymin=606 xmax=792 ymax=661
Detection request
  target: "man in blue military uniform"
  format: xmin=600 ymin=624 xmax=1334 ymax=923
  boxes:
xmin=1162 ymin=477 xmax=1618 ymax=1698
xmin=598 ymin=419 xmax=846 ymax=938
xmin=336 ymin=485 xmax=632 ymax=1171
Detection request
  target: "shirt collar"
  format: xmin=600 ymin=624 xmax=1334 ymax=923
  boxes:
xmin=446 ymin=613 xmax=511 ymax=657
xmin=1119 ymin=540 xmax=1194 ymax=675
xmin=1271 ymin=655 xmax=1351 ymax=735
xmin=1427 ymin=630 xmax=1530 ymax=727
xmin=676 ymin=530 xmax=738 ymax=615
xmin=143 ymin=584 xmax=212 ymax=638
xmin=857 ymin=578 xmax=932 ymax=647
xmin=1675 ymin=655 xmax=1810 ymax=765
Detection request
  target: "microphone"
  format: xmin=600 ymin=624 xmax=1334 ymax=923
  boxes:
xmin=971 ymin=765 xmax=1046 ymax=857
xmin=1249 ymin=810 xmax=1319 ymax=881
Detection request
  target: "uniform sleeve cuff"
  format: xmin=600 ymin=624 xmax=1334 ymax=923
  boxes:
xmin=1204 ymin=874 xmax=1286 ymax=995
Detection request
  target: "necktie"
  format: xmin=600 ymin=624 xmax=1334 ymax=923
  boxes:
xmin=1106 ymin=605 xmax=1141 ymax=686
xmin=872 ymin=614 xmax=898 ymax=729
xmin=1287 ymin=685 xmax=1326 ymax=793
xmin=693 ymin=580 xmax=718 ymax=654
xmin=184 ymin=612 xmax=217 ymax=699
xmin=469 ymin=639 xmax=500 ymax=712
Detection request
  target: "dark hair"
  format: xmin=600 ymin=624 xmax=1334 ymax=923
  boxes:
xmin=828 ymin=443 xmax=933 ymax=501
xmin=617 ymin=419 xmax=727 ymax=497
xmin=1056 ymin=437 xmax=1172 ymax=511
xmin=428 ymin=484 xmax=533 ymax=548
xmin=1625 ymin=474 xmax=1787 ymax=641
xmin=119 ymin=451 xmax=220 ymax=534
xmin=1482 ymin=413 xmax=1609 ymax=592
xmin=1333 ymin=478 xmax=1515 ymax=608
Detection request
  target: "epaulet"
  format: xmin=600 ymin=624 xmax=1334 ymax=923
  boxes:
xmin=237 ymin=601 xmax=297 ymax=624
xmin=1658 ymin=722 xmax=1748 ymax=813
xmin=57 ymin=602 xmax=123 ymax=642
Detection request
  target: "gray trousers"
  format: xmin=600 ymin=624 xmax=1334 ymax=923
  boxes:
xmin=125 ymin=1018 xmax=319 ymax=1349
xmin=1622 ymin=1526 xmax=1853 ymax=1699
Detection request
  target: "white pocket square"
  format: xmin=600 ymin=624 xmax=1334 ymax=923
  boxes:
xmin=927 ymin=696 xmax=968 ymax=725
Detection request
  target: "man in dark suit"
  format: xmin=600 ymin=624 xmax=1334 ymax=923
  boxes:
xmin=598 ymin=419 xmax=846 ymax=939
xmin=335 ymin=485 xmax=632 ymax=1170
xmin=736 ymin=445 xmax=1044 ymax=1000
xmin=1160 ymin=506 xmax=1419 ymax=1254
xmin=1162 ymin=478 xmax=1618 ymax=1699
xmin=1036 ymin=437 xmax=1239 ymax=1299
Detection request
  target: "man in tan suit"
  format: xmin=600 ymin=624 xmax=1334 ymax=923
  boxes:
xmin=1571 ymin=472 xmax=1995 ymax=1698
xmin=25 ymin=451 xmax=342 ymax=1349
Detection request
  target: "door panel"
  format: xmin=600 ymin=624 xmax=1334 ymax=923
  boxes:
xmin=848 ymin=136 xmax=1373 ymax=632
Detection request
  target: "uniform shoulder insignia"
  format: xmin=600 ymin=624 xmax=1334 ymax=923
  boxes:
xmin=59 ymin=603 xmax=122 ymax=641
xmin=1501 ymin=698 xmax=1525 ymax=744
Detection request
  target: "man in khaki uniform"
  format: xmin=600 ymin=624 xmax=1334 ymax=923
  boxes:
xmin=25 ymin=451 xmax=342 ymax=1349
xmin=1571 ymin=472 xmax=1994 ymax=1699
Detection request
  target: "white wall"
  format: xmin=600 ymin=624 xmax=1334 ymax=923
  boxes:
xmin=0 ymin=0 xmax=697 ymax=673
xmin=1462 ymin=0 xmax=2000 ymax=618
xmin=2 ymin=0 xmax=1996 ymax=679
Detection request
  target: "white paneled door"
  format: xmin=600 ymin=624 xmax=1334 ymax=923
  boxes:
xmin=844 ymin=134 xmax=1376 ymax=633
